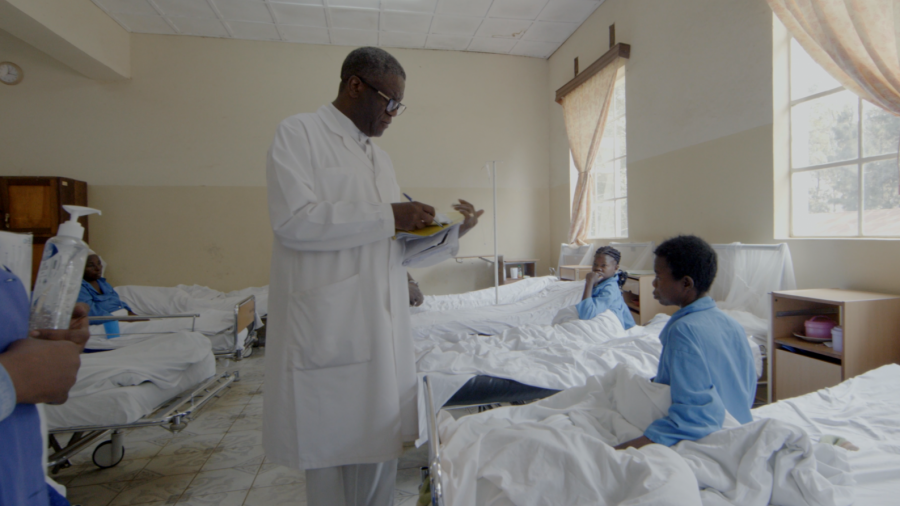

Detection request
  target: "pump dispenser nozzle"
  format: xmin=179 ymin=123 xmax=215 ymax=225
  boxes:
xmin=58 ymin=205 xmax=102 ymax=239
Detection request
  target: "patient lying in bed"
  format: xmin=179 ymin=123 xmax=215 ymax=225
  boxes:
xmin=616 ymin=235 xmax=756 ymax=450
xmin=78 ymin=253 xmax=136 ymax=322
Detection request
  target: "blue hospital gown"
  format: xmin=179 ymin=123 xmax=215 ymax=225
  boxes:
xmin=78 ymin=278 xmax=133 ymax=324
xmin=575 ymin=275 xmax=636 ymax=330
xmin=644 ymin=296 xmax=756 ymax=446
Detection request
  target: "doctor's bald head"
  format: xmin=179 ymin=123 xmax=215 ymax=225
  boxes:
xmin=334 ymin=47 xmax=407 ymax=138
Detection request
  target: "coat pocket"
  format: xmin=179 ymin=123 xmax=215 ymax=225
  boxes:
xmin=288 ymin=273 xmax=371 ymax=369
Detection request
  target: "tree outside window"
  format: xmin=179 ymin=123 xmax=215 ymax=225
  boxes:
xmin=790 ymin=38 xmax=900 ymax=237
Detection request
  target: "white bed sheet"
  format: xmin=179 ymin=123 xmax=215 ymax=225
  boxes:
xmin=117 ymin=284 xmax=268 ymax=318
xmin=416 ymin=311 xmax=764 ymax=444
xmin=71 ymin=332 xmax=213 ymax=398
xmin=411 ymin=276 xmax=558 ymax=314
xmin=753 ymin=364 xmax=900 ymax=506
xmin=410 ymin=279 xmax=584 ymax=338
xmin=45 ymin=348 xmax=215 ymax=429
xmin=437 ymin=364 xmax=853 ymax=506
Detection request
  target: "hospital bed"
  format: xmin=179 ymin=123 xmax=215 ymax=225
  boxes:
xmin=422 ymin=363 xmax=899 ymax=505
xmin=86 ymin=294 xmax=259 ymax=361
xmin=44 ymin=332 xmax=236 ymax=473
xmin=412 ymin=243 xmax=794 ymax=427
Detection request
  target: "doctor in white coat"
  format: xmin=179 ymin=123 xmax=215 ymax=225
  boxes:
xmin=263 ymin=47 xmax=482 ymax=506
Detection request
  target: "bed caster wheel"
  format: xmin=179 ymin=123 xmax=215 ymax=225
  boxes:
xmin=92 ymin=440 xmax=125 ymax=469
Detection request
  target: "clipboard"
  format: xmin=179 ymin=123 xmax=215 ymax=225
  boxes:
xmin=394 ymin=211 xmax=464 ymax=240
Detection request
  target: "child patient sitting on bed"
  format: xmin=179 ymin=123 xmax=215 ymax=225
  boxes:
xmin=615 ymin=235 xmax=756 ymax=450
xmin=574 ymin=246 xmax=636 ymax=330
xmin=77 ymin=253 xmax=137 ymax=324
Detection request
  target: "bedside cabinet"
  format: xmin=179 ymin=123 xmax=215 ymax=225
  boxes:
xmin=770 ymin=289 xmax=900 ymax=402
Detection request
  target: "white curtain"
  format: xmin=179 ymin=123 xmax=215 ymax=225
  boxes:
xmin=710 ymin=243 xmax=797 ymax=321
xmin=560 ymin=60 xmax=623 ymax=245
xmin=768 ymin=0 xmax=900 ymax=114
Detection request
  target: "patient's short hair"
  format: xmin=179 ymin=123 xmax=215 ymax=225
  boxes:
xmin=340 ymin=47 xmax=406 ymax=89
xmin=654 ymin=235 xmax=717 ymax=294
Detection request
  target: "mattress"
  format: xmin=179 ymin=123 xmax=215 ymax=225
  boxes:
xmin=45 ymin=353 xmax=216 ymax=430
xmin=753 ymin=364 xmax=900 ymax=505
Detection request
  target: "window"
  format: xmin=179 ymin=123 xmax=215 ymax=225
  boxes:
xmin=789 ymin=38 xmax=900 ymax=237
xmin=588 ymin=71 xmax=627 ymax=238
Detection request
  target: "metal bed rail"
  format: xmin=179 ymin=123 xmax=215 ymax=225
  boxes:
xmin=47 ymin=370 xmax=237 ymax=473
xmin=423 ymin=375 xmax=445 ymax=506
xmin=87 ymin=313 xmax=201 ymax=335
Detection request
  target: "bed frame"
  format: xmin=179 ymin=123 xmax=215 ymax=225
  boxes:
xmin=47 ymin=371 xmax=237 ymax=473
xmin=88 ymin=295 xmax=259 ymax=361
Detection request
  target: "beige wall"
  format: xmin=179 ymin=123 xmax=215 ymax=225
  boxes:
xmin=1 ymin=30 xmax=550 ymax=293
xmin=547 ymin=0 xmax=900 ymax=296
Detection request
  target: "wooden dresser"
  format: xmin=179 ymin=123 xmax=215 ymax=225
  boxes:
xmin=0 ymin=177 xmax=89 ymax=285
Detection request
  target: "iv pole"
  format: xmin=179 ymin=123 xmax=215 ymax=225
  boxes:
xmin=491 ymin=161 xmax=499 ymax=305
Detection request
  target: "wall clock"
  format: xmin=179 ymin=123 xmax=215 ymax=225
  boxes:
xmin=0 ymin=62 xmax=23 ymax=85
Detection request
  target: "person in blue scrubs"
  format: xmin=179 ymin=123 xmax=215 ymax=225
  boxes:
xmin=615 ymin=235 xmax=756 ymax=450
xmin=0 ymin=267 xmax=89 ymax=505
xmin=575 ymin=246 xmax=636 ymax=330
xmin=78 ymin=254 xmax=135 ymax=322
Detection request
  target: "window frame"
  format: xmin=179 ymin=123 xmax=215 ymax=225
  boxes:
xmin=585 ymin=70 xmax=628 ymax=240
xmin=788 ymin=39 xmax=900 ymax=239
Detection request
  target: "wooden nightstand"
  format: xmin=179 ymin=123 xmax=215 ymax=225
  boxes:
xmin=559 ymin=264 xmax=592 ymax=281
xmin=498 ymin=257 xmax=537 ymax=285
xmin=770 ymin=289 xmax=900 ymax=401
xmin=621 ymin=272 xmax=676 ymax=325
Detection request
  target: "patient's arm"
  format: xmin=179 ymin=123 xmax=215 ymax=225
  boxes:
xmin=614 ymin=435 xmax=654 ymax=450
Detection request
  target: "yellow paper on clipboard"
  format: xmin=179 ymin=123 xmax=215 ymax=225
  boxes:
xmin=394 ymin=211 xmax=464 ymax=240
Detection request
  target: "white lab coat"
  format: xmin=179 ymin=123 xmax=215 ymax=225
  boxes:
xmin=263 ymin=105 xmax=459 ymax=470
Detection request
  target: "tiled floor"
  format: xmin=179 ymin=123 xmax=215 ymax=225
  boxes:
xmin=56 ymin=347 xmax=428 ymax=506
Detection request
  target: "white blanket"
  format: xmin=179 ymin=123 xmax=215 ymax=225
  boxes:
xmin=411 ymin=276 xmax=559 ymax=314
xmin=70 ymin=332 xmax=213 ymax=398
xmin=438 ymin=365 xmax=854 ymax=506
xmin=410 ymin=280 xmax=584 ymax=338
xmin=117 ymin=283 xmax=266 ymax=325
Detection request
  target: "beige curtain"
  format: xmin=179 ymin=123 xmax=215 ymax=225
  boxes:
xmin=768 ymin=0 xmax=900 ymax=114
xmin=561 ymin=60 xmax=622 ymax=245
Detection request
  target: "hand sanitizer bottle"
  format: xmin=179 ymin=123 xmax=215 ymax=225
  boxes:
xmin=29 ymin=205 xmax=102 ymax=330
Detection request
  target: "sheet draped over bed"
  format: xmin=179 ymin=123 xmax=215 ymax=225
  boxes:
xmin=438 ymin=364 xmax=854 ymax=506
xmin=70 ymin=333 xmax=214 ymax=398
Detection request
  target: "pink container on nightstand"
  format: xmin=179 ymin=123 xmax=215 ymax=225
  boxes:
xmin=804 ymin=316 xmax=837 ymax=339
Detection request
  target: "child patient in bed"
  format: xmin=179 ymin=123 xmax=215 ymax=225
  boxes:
xmin=77 ymin=253 xmax=137 ymax=324
xmin=574 ymin=246 xmax=636 ymax=330
xmin=615 ymin=235 xmax=756 ymax=450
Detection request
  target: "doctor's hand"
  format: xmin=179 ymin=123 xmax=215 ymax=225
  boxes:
xmin=393 ymin=202 xmax=436 ymax=231
xmin=29 ymin=302 xmax=90 ymax=351
xmin=0 ymin=338 xmax=81 ymax=405
xmin=453 ymin=199 xmax=484 ymax=238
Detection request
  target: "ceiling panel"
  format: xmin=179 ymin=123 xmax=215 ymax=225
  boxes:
xmin=90 ymin=0 xmax=606 ymax=58
xmin=329 ymin=8 xmax=379 ymax=31
xmin=153 ymin=0 xmax=217 ymax=19
xmin=382 ymin=0 xmax=438 ymax=14
xmin=487 ymin=0 xmax=549 ymax=20
xmin=430 ymin=16 xmax=482 ymax=36
xmin=435 ymin=0 xmax=492 ymax=18
xmin=213 ymin=0 xmax=274 ymax=23
xmin=270 ymin=3 xmax=327 ymax=27
xmin=381 ymin=12 xmax=432 ymax=33
xmin=475 ymin=18 xmax=532 ymax=39
xmin=539 ymin=0 xmax=602 ymax=23
xmin=170 ymin=17 xmax=230 ymax=37
xmin=523 ymin=21 xmax=578 ymax=43
xmin=95 ymin=0 xmax=157 ymax=15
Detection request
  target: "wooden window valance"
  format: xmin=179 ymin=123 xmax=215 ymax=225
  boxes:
xmin=555 ymin=43 xmax=630 ymax=104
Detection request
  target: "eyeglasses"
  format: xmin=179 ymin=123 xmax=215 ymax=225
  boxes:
xmin=354 ymin=75 xmax=407 ymax=116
